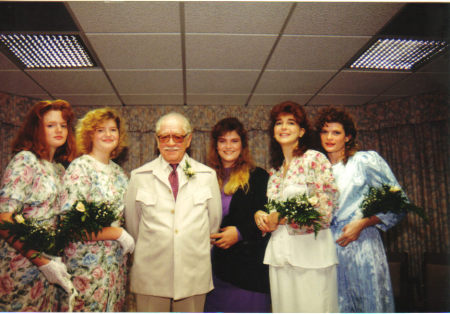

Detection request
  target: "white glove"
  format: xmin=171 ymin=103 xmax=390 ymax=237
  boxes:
xmin=116 ymin=229 xmax=135 ymax=255
xmin=39 ymin=258 xmax=73 ymax=294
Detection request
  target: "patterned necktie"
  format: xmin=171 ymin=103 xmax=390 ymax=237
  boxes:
xmin=169 ymin=164 xmax=179 ymax=200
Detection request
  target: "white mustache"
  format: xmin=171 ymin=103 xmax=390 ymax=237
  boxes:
xmin=163 ymin=147 xmax=180 ymax=152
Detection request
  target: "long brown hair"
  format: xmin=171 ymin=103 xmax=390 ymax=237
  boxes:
xmin=207 ymin=117 xmax=254 ymax=194
xmin=11 ymin=99 xmax=76 ymax=163
xmin=269 ymin=101 xmax=311 ymax=170
xmin=314 ymin=106 xmax=358 ymax=164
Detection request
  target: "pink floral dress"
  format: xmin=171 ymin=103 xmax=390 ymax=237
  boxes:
xmin=0 ymin=151 xmax=65 ymax=312
xmin=60 ymin=154 xmax=128 ymax=312
xmin=263 ymin=149 xmax=340 ymax=312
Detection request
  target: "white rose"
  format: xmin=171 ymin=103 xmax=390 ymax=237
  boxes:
xmin=76 ymin=202 xmax=86 ymax=212
xmin=308 ymin=196 xmax=319 ymax=206
xmin=389 ymin=186 xmax=401 ymax=193
xmin=14 ymin=214 xmax=25 ymax=224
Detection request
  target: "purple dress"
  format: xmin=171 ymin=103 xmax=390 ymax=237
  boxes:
xmin=204 ymin=168 xmax=271 ymax=313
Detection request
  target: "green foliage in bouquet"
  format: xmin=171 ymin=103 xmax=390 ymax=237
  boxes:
xmin=264 ymin=194 xmax=323 ymax=237
xmin=361 ymin=184 xmax=428 ymax=223
xmin=0 ymin=212 xmax=57 ymax=258
xmin=56 ymin=200 xmax=118 ymax=252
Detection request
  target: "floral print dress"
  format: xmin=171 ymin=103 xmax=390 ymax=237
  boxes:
xmin=263 ymin=149 xmax=339 ymax=312
xmin=0 ymin=151 xmax=65 ymax=312
xmin=60 ymin=154 xmax=128 ymax=312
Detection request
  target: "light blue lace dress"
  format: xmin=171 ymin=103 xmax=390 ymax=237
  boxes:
xmin=331 ymin=151 xmax=404 ymax=312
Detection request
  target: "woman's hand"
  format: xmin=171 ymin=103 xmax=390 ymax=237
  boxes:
xmin=116 ymin=229 xmax=135 ymax=255
xmin=210 ymin=226 xmax=239 ymax=249
xmin=336 ymin=216 xmax=381 ymax=247
xmin=255 ymin=210 xmax=279 ymax=233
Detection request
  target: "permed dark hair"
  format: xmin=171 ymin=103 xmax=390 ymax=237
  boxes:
xmin=314 ymin=106 xmax=358 ymax=164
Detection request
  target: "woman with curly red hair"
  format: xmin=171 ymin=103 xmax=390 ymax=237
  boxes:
xmin=0 ymin=99 xmax=76 ymax=311
xmin=60 ymin=107 xmax=134 ymax=311
xmin=254 ymin=101 xmax=339 ymax=312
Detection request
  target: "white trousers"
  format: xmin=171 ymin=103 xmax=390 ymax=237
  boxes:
xmin=269 ymin=264 xmax=338 ymax=313
xmin=135 ymin=294 xmax=206 ymax=312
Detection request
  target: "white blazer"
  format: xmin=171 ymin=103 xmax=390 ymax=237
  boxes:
xmin=125 ymin=154 xmax=222 ymax=300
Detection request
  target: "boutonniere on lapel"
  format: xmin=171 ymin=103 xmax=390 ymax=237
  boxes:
xmin=183 ymin=160 xmax=195 ymax=178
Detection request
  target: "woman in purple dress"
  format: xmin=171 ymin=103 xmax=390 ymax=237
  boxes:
xmin=204 ymin=117 xmax=271 ymax=313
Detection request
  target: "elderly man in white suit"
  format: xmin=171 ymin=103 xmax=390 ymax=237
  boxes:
xmin=125 ymin=112 xmax=222 ymax=312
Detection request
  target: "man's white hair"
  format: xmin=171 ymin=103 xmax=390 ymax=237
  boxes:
xmin=155 ymin=112 xmax=193 ymax=135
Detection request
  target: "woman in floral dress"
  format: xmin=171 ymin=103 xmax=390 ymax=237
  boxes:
xmin=60 ymin=108 xmax=135 ymax=312
xmin=254 ymin=101 xmax=339 ymax=313
xmin=314 ymin=106 xmax=403 ymax=312
xmin=0 ymin=100 xmax=77 ymax=311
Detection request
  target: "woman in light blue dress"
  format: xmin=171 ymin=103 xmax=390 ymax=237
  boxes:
xmin=314 ymin=106 xmax=404 ymax=312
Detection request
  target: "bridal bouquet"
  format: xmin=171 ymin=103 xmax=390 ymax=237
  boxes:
xmin=361 ymin=184 xmax=428 ymax=223
xmin=264 ymin=194 xmax=323 ymax=237
xmin=56 ymin=200 xmax=119 ymax=251
xmin=0 ymin=210 xmax=57 ymax=257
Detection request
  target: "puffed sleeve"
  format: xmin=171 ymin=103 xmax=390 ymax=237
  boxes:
xmin=0 ymin=151 xmax=38 ymax=214
xmin=307 ymin=151 xmax=339 ymax=229
xmin=207 ymin=170 xmax=222 ymax=235
xmin=60 ymin=157 xmax=92 ymax=212
xmin=360 ymin=151 xmax=405 ymax=231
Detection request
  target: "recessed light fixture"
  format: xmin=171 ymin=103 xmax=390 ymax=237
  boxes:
xmin=349 ymin=38 xmax=448 ymax=71
xmin=0 ymin=33 xmax=95 ymax=69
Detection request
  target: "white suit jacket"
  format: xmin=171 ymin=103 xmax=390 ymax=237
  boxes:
xmin=125 ymin=154 xmax=222 ymax=300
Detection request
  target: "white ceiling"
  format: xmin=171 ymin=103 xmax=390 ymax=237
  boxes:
xmin=0 ymin=1 xmax=449 ymax=106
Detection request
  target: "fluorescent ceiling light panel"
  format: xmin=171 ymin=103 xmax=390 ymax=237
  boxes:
xmin=349 ymin=38 xmax=448 ymax=71
xmin=0 ymin=33 xmax=95 ymax=69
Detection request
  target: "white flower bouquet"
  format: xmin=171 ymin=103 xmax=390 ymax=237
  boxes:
xmin=0 ymin=210 xmax=57 ymax=257
xmin=360 ymin=184 xmax=428 ymax=222
xmin=264 ymin=194 xmax=324 ymax=237
xmin=56 ymin=200 xmax=119 ymax=251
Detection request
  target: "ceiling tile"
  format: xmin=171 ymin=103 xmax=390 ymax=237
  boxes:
xmin=187 ymin=70 xmax=259 ymax=94
xmin=382 ymin=72 xmax=450 ymax=96
xmin=248 ymin=94 xmax=313 ymax=106
xmin=185 ymin=2 xmax=292 ymax=34
xmin=309 ymin=94 xmax=376 ymax=106
xmin=121 ymin=94 xmax=184 ymax=106
xmin=186 ymin=34 xmax=277 ymax=69
xmin=51 ymin=94 xmax=122 ymax=107
xmin=0 ymin=53 xmax=19 ymax=70
xmin=267 ymin=35 xmax=371 ymax=70
xmin=68 ymin=1 xmax=180 ymax=33
xmin=108 ymin=70 xmax=183 ymax=94
xmin=26 ymin=69 xmax=115 ymax=94
xmin=87 ymin=34 xmax=182 ymax=70
xmin=0 ymin=70 xmax=48 ymax=94
xmin=255 ymin=70 xmax=336 ymax=94
xmin=371 ymin=94 xmax=412 ymax=103
xmin=418 ymin=52 xmax=449 ymax=73
xmin=187 ymin=94 xmax=248 ymax=105
xmin=320 ymin=70 xmax=409 ymax=95
xmin=285 ymin=3 xmax=404 ymax=36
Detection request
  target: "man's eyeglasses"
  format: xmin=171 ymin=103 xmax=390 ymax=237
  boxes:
xmin=157 ymin=134 xmax=187 ymax=143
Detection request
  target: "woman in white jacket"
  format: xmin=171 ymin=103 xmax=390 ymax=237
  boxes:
xmin=255 ymin=101 xmax=339 ymax=313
